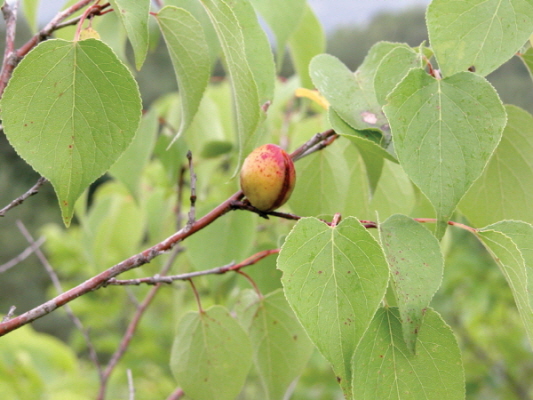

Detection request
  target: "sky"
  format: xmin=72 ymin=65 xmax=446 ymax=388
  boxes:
xmin=39 ymin=0 xmax=432 ymax=32
xmin=307 ymin=0 xmax=431 ymax=30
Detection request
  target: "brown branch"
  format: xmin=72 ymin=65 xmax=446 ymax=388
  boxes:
xmin=0 ymin=129 xmax=339 ymax=336
xmin=52 ymin=3 xmax=111 ymax=32
xmin=0 ymin=0 xmax=18 ymax=96
xmin=236 ymin=270 xmax=262 ymax=297
xmin=290 ymin=129 xmax=337 ymax=161
xmin=0 ymin=177 xmax=48 ymax=217
xmin=106 ymin=248 xmax=280 ymax=286
xmin=74 ymin=2 xmax=109 ymax=41
xmin=414 ymin=218 xmax=478 ymax=234
xmin=165 ymin=387 xmax=185 ymax=400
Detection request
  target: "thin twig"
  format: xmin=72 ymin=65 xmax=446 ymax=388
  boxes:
xmin=176 ymin=165 xmax=187 ymax=229
xmin=0 ymin=0 xmax=18 ymax=96
xmin=2 ymin=306 xmax=16 ymax=322
xmin=0 ymin=236 xmax=45 ymax=273
xmin=165 ymin=388 xmax=185 ymax=400
xmin=15 ymin=220 xmax=103 ymax=379
xmin=74 ymin=1 xmax=108 ymax=41
xmin=0 ymin=177 xmax=48 ymax=217
xmin=414 ymin=218 xmax=479 ymax=234
xmin=236 ymin=270 xmax=262 ymax=297
xmin=105 ymin=262 xmax=234 ymax=286
xmin=127 ymin=369 xmax=135 ymax=400
xmin=53 ymin=2 xmax=110 ymax=31
xmin=295 ymin=132 xmax=339 ymax=160
xmin=290 ymin=129 xmax=337 ymax=161
xmin=107 ymin=248 xmax=280 ymax=286
xmin=186 ymin=151 xmax=197 ymax=229
xmin=188 ymin=279 xmax=203 ymax=313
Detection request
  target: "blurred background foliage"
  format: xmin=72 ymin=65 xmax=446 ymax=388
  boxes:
xmin=1 ymin=5 xmax=533 ymax=399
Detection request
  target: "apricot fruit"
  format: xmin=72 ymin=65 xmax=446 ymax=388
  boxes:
xmin=239 ymin=144 xmax=296 ymax=212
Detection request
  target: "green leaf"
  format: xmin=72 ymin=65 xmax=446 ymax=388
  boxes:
xmin=82 ymin=182 xmax=145 ymax=269
xmin=278 ymin=217 xmax=389 ymax=397
xmin=108 ymin=0 xmax=150 ymax=70
xmin=0 ymin=325 xmax=82 ymax=398
xmin=478 ymin=221 xmax=533 ymax=347
xmin=1 ymin=39 xmax=142 ymax=226
xmin=287 ymin=4 xmax=325 ymax=89
xmin=427 ymin=0 xmax=533 ymax=77
xmin=166 ymin=0 xmax=221 ymax=63
xmin=373 ymin=44 xmax=424 ymax=105
xmin=109 ymin=108 xmax=158 ymax=200
xmin=310 ymin=52 xmax=388 ymax=142
xmin=383 ymin=68 xmax=506 ymax=238
xmin=249 ymin=0 xmax=306 ymax=67
xmin=170 ymin=306 xmax=253 ymax=400
xmin=352 ymin=307 xmax=465 ymax=399
xmin=329 ymin=108 xmax=396 ymax=195
xmin=379 ymin=214 xmax=444 ymax=353
xmin=93 ymin=11 xmax=129 ymax=64
xmin=460 ymin=105 xmax=533 ymax=226
xmin=236 ymin=290 xmax=314 ymax=400
xmin=183 ymin=92 xmax=232 ymax=158
xmin=230 ymin=0 xmax=276 ymax=104
xmin=288 ymin=138 xmax=370 ymax=218
xmin=370 ymin=160 xmax=416 ymax=220
xmin=200 ymin=0 xmax=261 ymax=165
xmin=156 ymin=6 xmax=211 ymax=142
xmin=186 ymin=204 xmax=257 ymax=270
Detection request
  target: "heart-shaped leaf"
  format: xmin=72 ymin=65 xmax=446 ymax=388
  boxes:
xmin=383 ymin=68 xmax=506 ymax=238
xmin=170 ymin=306 xmax=253 ymax=400
xmin=278 ymin=217 xmax=389 ymax=397
xmin=1 ymin=39 xmax=142 ymax=226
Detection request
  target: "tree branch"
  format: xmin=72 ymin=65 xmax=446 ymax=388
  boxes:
xmin=105 ymin=248 xmax=280 ymax=286
xmin=0 ymin=0 xmax=18 ymax=96
xmin=165 ymin=387 xmax=185 ymax=400
xmin=0 ymin=177 xmax=48 ymax=217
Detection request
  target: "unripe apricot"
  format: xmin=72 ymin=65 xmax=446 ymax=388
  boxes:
xmin=240 ymin=144 xmax=296 ymax=212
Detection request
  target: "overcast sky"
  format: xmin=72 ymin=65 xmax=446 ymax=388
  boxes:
xmin=307 ymin=0 xmax=431 ymax=30
xmin=39 ymin=0 xmax=432 ymax=31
